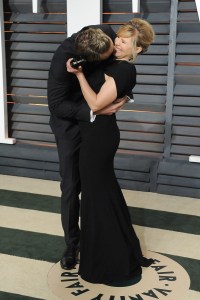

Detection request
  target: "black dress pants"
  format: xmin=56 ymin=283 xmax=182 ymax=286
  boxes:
xmin=55 ymin=132 xmax=81 ymax=248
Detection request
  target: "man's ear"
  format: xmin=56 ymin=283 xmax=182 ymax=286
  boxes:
xmin=136 ymin=46 xmax=143 ymax=54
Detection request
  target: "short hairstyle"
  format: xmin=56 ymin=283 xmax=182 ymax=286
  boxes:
xmin=75 ymin=28 xmax=111 ymax=62
xmin=117 ymin=18 xmax=155 ymax=62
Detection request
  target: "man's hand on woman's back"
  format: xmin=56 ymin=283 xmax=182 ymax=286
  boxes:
xmin=96 ymin=96 xmax=126 ymax=115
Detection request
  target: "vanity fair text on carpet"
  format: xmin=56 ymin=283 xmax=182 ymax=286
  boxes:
xmin=61 ymin=259 xmax=177 ymax=300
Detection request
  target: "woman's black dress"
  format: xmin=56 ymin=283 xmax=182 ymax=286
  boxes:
xmin=78 ymin=60 xmax=152 ymax=284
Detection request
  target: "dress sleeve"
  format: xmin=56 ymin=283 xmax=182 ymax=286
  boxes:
xmin=105 ymin=62 xmax=136 ymax=98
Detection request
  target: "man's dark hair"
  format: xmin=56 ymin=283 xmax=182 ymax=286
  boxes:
xmin=75 ymin=28 xmax=111 ymax=62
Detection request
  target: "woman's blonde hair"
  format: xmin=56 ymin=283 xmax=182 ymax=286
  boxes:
xmin=117 ymin=18 xmax=155 ymax=62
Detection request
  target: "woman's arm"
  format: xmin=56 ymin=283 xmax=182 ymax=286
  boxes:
xmin=66 ymin=58 xmax=117 ymax=112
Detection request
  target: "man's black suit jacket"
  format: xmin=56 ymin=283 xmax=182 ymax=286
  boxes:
xmin=47 ymin=24 xmax=116 ymax=139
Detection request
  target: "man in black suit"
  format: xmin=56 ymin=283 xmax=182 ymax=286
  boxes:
xmin=48 ymin=24 xmax=126 ymax=269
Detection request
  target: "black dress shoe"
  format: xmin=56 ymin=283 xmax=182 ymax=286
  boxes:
xmin=60 ymin=245 xmax=79 ymax=270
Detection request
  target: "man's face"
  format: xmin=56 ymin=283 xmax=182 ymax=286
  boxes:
xmin=99 ymin=37 xmax=114 ymax=60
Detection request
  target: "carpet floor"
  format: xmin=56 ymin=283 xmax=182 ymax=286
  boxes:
xmin=0 ymin=175 xmax=199 ymax=300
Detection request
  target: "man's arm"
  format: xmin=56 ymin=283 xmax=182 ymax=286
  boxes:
xmin=48 ymin=72 xmax=88 ymax=119
xmin=48 ymin=23 xmax=119 ymax=121
xmin=47 ymin=40 xmax=91 ymax=122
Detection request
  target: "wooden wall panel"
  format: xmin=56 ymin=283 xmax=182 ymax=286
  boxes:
xmin=172 ymin=0 xmax=200 ymax=160
xmin=1 ymin=0 xmax=200 ymax=199
xmin=157 ymin=160 xmax=200 ymax=198
xmin=3 ymin=0 xmax=66 ymax=13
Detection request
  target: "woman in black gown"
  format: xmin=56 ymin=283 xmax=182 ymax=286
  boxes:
xmin=67 ymin=18 xmax=155 ymax=285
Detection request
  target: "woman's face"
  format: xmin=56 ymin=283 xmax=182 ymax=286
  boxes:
xmin=114 ymin=35 xmax=135 ymax=60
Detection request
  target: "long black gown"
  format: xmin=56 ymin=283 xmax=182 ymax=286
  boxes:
xmin=78 ymin=60 xmax=152 ymax=284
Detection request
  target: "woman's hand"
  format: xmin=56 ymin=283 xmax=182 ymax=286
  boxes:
xmin=113 ymin=96 xmax=127 ymax=104
xmin=66 ymin=58 xmax=83 ymax=75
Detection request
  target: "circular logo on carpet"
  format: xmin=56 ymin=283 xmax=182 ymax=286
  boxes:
xmin=47 ymin=251 xmax=190 ymax=300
